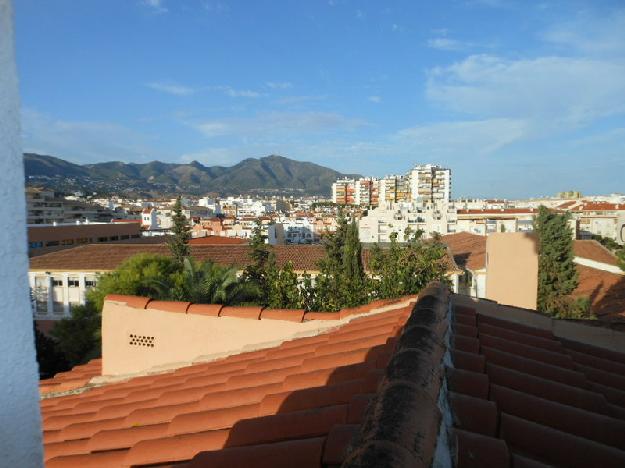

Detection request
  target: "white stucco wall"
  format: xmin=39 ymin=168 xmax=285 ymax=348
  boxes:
xmin=0 ymin=1 xmax=44 ymax=465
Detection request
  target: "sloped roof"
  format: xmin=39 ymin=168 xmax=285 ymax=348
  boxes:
xmin=441 ymin=232 xmax=487 ymax=271
xmin=29 ymin=244 xmax=328 ymax=272
xmin=449 ymin=304 xmax=625 ymax=466
xmin=574 ymin=265 xmax=625 ymax=321
xmin=574 ymin=240 xmax=619 ymax=266
xmin=39 ymin=287 xmax=625 ymax=467
xmin=40 ymin=298 xmax=416 ymax=467
xmin=29 ymin=243 xmax=461 ymax=274
xmin=40 ymin=360 xmax=102 ymax=395
xmin=189 ymin=236 xmax=249 ymax=245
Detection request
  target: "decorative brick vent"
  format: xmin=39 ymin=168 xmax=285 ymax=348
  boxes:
xmin=129 ymin=334 xmax=155 ymax=348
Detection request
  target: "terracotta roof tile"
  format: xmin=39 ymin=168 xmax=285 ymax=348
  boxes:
xmin=574 ymin=240 xmax=619 ymax=266
xmin=40 ymin=287 xmax=625 ymax=467
xmin=441 ymin=232 xmax=487 ymax=271
xmin=447 ymin=302 xmax=625 ymax=468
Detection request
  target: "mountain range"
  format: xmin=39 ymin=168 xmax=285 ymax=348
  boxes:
xmin=23 ymin=153 xmax=360 ymax=196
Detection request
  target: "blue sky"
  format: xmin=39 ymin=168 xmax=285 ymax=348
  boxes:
xmin=14 ymin=0 xmax=625 ymax=198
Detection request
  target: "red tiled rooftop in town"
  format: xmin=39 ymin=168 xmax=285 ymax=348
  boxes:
xmin=40 ymin=296 xmax=415 ymax=467
xmin=448 ymin=302 xmax=625 ymax=467
xmin=39 ymin=286 xmax=625 ymax=467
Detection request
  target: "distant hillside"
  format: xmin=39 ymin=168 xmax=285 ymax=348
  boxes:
xmin=23 ymin=153 xmax=360 ymax=196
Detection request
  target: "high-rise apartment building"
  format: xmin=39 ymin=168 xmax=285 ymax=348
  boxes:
xmin=354 ymin=178 xmax=379 ymax=206
xmin=332 ymin=164 xmax=451 ymax=208
xmin=331 ymin=178 xmax=356 ymax=205
xmin=379 ymin=175 xmax=411 ymax=204
xmin=409 ymin=164 xmax=451 ymax=205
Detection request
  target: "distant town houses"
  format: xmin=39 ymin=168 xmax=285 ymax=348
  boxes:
xmin=25 ymin=169 xmax=625 ymax=327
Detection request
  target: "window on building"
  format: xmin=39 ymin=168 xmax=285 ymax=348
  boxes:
xmin=61 ymin=239 xmax=74 ymax=246
xmin=35 ymin=300 xmax=48 ymax=315
xmin=52 ymin=278 xmax=63 ymax=287
xmin=68 ymin=277 xmax=80 ymax=288
xmin=120 ymin=235 xmax=129 ymax=240
xmin=46 ymin=241 xmax=60 ymax=247
xmin=52 ymin=301 xmax=65 ymax=314
xmin=97 ymin=237 xmax=108 ymax=242
xmin=85 ymin=276 xmax=97 ymax=288
xmin=29 ymin=241 xmax=43 ymax=249
xmin=110 ymin=236 xmax=119 ymax=241
xmin=34 ymin=276 xmax=48 ymax=315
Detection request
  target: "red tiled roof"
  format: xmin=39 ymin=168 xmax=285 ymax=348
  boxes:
xmin=40 ymin=359 xmax=102 ymax=395
xmin=441 ymin=232 xmax=487 ymax=271
xmin=447 ymin=303 xmax=625 ymax=467
xmin=574 ymin=265 xmax=625 ymax=321
xmin=29 ymin=243 xmax=461 ymax=274
xmin=29 ymin=244 xmax=328 ymax=272
xmin=39 ymin=285 xmax=625 ymax=467
xmin=189 ymin=236 xmax=249 ymax=245
xmin=457 ymin=208 xmax=539 ymax=215
xmin=574 ymin=240 xmax=619 ymax=266
xmin=40 ymin=297 xmax=416 ymax=467
xmin=572 ymin=202 xmax=625 ymax=212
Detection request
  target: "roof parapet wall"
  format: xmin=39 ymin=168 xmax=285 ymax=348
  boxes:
xmin=101 ymin=295 xmax=413 ymax=378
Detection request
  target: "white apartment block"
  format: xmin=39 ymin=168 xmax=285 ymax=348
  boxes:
xmin=358 ymin=203 xmax=457 ymax=243
xmin=409 ymin=164 xmax=451 ymax=205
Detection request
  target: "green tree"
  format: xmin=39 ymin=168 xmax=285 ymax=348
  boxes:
xmin=266 ymin=256 xmax=303 ymax=309
xmin=35 ymin=324 xmax=69 ymax=378
xmin=311 ymin=211 xmax=368 ymax=311
xmin=88 ymin=254 xmax=179 ymax=311
xmin=167 ymin=196 xmax=190 ymax=265
xmin=368 ymin=230 xmax=449 ymax=299
xmin=51 ymin=302 xmax=101 ymax=367
xmin=534 ymin=206 xmax=588 ymax=318
xmin=243 ymin=221 xmax=271 ymax=301
xmin=170 ymin=258 xmax=258 ymax=305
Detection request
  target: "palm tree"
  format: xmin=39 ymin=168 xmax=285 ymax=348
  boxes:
xmin=171 ymin=258 xmax=259 ymax=305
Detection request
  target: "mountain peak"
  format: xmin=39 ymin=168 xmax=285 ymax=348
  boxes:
xmin=23 ymin=153 xmax=361 ymax=196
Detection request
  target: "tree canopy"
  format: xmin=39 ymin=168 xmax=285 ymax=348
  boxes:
xmin=534 ymin=206 xmax=589 ymax=318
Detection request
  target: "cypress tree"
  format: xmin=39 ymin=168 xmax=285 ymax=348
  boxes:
xmin=243 ymin=221 xmax=271 ymax=301
xmin=534 ymin=206 xmax=586 ymax=317
xmin=342 ymin=220 xmax=367 ymax=306
xmin=167 ymin=196 xmax=190 ymax=265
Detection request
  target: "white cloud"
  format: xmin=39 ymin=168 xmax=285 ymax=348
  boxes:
xmin=208 ymin=85 xmax=263 ymax=98
xmin=426 ymin=54 xmax=625 ymax=131
xmin=146 ymin=81 xmax=195 ymax=96
xmin=542 ymin=9 xmax=625 ymax=56
xmin=266 ymin=81 xmax=293 ymax=90
xmin=427 ymin=37 xmax=466 ymax=51
xmin=368 ymin=96 xmax=382 ymax=103
xmin=276 ymin=95 xmax=327 ymax=105
xmin=21 ymin=109 xmax=162 ymax=163
xmin=191 ymin=112 xmax=367 ymax=138
xmin=142 ymin=0 xmax=167 ymax=14
xmin=395 ymin=118 xmax=528 ymax=155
